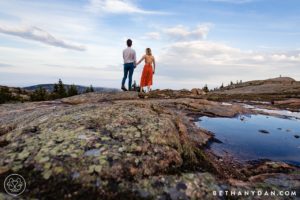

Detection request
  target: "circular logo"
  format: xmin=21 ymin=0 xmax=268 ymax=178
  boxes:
xmin=4 ymin=174 xmax=26 ymax=196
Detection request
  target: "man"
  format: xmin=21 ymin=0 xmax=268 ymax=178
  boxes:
xmin=121 ymin=39 xmax=136 ymax=91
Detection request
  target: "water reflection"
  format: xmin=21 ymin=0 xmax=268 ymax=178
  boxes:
xmin=198 ymin=114 xmax=300 ymax=166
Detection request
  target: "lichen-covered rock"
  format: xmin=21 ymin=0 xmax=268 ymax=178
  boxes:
xmin=191 ymin=88 xmax=206 ymax=96
xmin=132 ymin=173 xmax=222 ymax=200
xmin=0 ymin=91 xmax=298 ymax=199
xmin=274 ymin=99 xmax=300 ymax=107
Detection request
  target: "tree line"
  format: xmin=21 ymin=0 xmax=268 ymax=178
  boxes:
xmin=30 ymin=79 xmax=94 ymax=101
xmin=0 ymin=87 xmax=26 ymax=104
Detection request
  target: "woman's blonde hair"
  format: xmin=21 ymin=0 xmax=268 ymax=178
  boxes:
xmin=146 ymin=48 xmax=152 ymax=56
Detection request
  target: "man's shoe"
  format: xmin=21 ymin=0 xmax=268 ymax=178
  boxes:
xmin=121 ymin=86 xmax=128 ymax=91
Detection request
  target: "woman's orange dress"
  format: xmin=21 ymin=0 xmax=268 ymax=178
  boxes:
xmin=140 ymin=63 xmax=153 ymax=87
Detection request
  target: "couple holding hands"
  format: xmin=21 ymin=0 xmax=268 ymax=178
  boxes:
xmin=121 ymin=39 xmax=156 ymax=93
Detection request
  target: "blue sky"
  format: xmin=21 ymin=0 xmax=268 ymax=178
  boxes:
xmin=0 ymin=0 xmax=299 ymax=89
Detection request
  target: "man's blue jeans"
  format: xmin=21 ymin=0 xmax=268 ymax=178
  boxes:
xmin=122 ymin=63 xmax=134 ymax=90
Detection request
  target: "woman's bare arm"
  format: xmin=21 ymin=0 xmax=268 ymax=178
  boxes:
xmin=136 ymin=55 xmax=145 ymax=66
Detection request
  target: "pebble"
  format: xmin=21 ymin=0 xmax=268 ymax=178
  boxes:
xmin=259 ymin=129 xmax=270 ymax=134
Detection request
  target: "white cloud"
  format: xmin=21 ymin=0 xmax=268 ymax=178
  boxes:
xmin=87 ymin=0 xmax=166 ymax=15
xmin=0 ymin=24 xmax=86 ymax=51
xmin=271 ymin=54 xmax=287 ymax=61
xmin=0 ymin=44 xmax=123 ymax=88
xmin=0 ymin=63 xmax=13 ymax=67
xmin=157 ymin=40 xmax=300 ymax=88
xmin=271 ymin=53 xmax=300 ymax=62
xmin=141 ymin=32 xmax=161 ymax=40
xmin=164 ymin=24 xmax=212 ymax=41
xmin=252 ymin=55 xmax=265 ymax=61
xmin=134 ymin=23 xmax=300 ymax=88
xmin=0 ymin=1 xmax=298 ymax=90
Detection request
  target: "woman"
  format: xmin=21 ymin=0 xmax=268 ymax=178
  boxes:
xmin=136 ymin=48 xmax=156 ymax=93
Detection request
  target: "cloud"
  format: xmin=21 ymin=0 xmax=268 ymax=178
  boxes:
xmin=164 ymin=24 xmax=212 ymax=41
xmin=44 ymin=64 xmax=107 ymax=71
xmin=0 ymin=63 xmax=13 ymax=67
xmin=157 ymin=40 xmax=300 ymax=87
xmin=87 ymin=0 xmax=167 ymax=15
xmin=0 ymin=25 xmax=86 ymax=51
xmin=271 ymin=53 xmax=300 ymax=62
xmin=141 ymin=32 xmax=161 ymax=40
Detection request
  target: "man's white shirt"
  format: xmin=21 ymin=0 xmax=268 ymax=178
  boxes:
xmin=123 ymin=47 xmax=136 ymax=64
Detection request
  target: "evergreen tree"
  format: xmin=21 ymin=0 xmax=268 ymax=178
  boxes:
xmin=53 ymin=83 xmax=59 ymax=93
xmin=85 ymin=85 xmax=94 ymax=93
xmin=85 ymin=87 xmax=91 ymax=93
xmin=57 ymin=79 xmax=67 ymax=98
xmin=220 ymin=83 xmax=224 ymax=89
xmin=16 ymin=87 xmax=22 ymax=94
xmin=0 ymin=87 xmax=13 ymax=104
xmin=202 ymin=84 xmax=209 ymax=93
xmin=50 ymin=79 xmax=67 ymax=99
xmin=50 ymin=83 xmax=59 ymax=100
xmin=67 ymin=84 xmax=78 ymax=96
xmin=30 ymin=86 xmax=47 ymax=101
xmin=89 ymin=85 xmax=94 ymax=92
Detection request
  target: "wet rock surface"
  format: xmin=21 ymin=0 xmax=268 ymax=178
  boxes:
xmin=0 ymin=90 xmax=299 ymax=199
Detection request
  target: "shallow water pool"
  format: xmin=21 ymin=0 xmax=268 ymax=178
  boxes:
xmin=197 ymin=114 xmax=300 ymax=166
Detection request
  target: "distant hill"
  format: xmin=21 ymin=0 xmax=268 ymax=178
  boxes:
xmin=0 ymin=84 xmax=120 ymax=104
xmin=208 ymin=77 xmax=300 ymax=102
xmin=23 ymin=84 xmax=120 ymax=93
xmin=214 ymin=77 xmax=299 ymax=94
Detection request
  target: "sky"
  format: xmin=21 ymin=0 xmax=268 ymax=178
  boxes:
xmin=0 ymin=0 xmax=299 ymax=89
